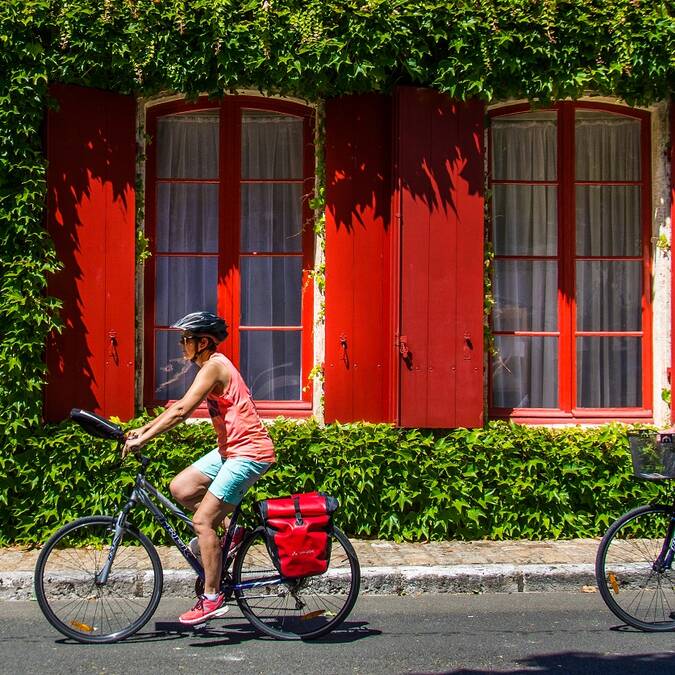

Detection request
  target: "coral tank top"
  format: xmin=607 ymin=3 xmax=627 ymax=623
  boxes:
xmin=205 ymin=353 xmax=276 ymax=463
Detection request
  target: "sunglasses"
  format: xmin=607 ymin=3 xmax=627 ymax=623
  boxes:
xmin=178 ymin=335 xmax=197 ymax=346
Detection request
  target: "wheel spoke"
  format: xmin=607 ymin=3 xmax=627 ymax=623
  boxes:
xmin=597 ymin=505 xmax=675 ymax=631
xmin=233 ymin=527 xmax=360 ymax=639
xmin=35 ymin=516 xmax=163 ymax=643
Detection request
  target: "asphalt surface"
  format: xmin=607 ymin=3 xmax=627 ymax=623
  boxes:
xmin=2 ymin=593 xmax=675 ymax=674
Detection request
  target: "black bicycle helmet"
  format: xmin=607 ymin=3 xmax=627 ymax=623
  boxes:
xmin=171 ymin=311 xmax=229 ymax=343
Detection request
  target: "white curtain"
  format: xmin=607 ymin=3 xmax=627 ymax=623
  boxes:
xmin=153 ymin=109 xmax=305 ymax=401
xmin=491 ymin=112 xmax=642 ymax=409
xmin=241 ymin=112 xmax=303 ymax=179
xmin=491 ymin=117 xmax=559 ymax=408
xmin=157 ymin=113 xmax=219 ymax=179
xmin=154 ymin=113 xmax=220 ymax=398
xmin=240 ymin=112 xmax=303 ymax=400
xmin=575 ymin=114 xmax=642 ymax=407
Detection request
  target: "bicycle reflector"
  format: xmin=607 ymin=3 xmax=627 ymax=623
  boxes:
xmin=70 ymin=409 xmax=125 ymax=442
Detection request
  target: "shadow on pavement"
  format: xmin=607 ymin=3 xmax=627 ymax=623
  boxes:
xmin=421 ymin=651 xmax=675 ymax=675
xmin=188 ymin=619 xmax=379 ymax=647
xmin=53 ymin=619 xmax=378 ymax=647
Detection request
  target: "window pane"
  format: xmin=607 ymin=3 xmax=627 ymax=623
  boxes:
xmin=157 ymin=112 xmax=219 ymax=179
xmin=492 ymin=336 xmax=558 ymax=408
xmin=575 ymin=185 xmax=640 ymax=256
xmin=240 ymin=330 xmax=301 ymax=400
xmin=576 ymin=261 xmax=641 ymax=331
xmin=241 ymin=257 xmax=302 ymax=326
xmin=241 ymin=184 xmax=302 ymax=253
xmin=154 ymin=330 xmax=198 ymax=400
xmin=241 ymin=111 xmax=303 ymax=179
xmin=575 ymin=111 xmax=640 ymax=181
xmin=577 ymin=337 xmax=641 ymax=407
xmin=493 ymin=185 xmax=557 ymax=256
xmin=155 ymin=256 xmax=218 ymax=325
xmin=493 ymin=260 xmax=557 ymax=331
xmin=156 ymin=184 xmax=219 ymax=253
xmin=491 ymin=112 xmax=557 ymax=181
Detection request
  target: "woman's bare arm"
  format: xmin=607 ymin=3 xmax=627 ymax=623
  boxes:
xmin=123 ymin=360 xmax=230 ymax=455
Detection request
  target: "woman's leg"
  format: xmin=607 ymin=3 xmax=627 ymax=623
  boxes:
xmin=170 ymin=448 xmax=223 ymax=512
xmin=192 ymin=492 xmax=234 ymax=594
xmin=169 ymin=465 xmax=212 ymax=512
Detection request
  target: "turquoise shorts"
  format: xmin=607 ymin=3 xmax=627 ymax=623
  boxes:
xmin=192 ymin=449 xmax=271 ymax=505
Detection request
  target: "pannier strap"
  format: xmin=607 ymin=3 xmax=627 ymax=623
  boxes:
xmin=293 ymin=495 xmax=303 ymax=525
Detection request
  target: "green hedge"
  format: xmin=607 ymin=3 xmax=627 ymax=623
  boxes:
xmin=2 ymin=418 xmax=667 ymax=546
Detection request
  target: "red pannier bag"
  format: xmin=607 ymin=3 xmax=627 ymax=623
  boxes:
xmin=257 ymin=492 xmax=339 ymax=579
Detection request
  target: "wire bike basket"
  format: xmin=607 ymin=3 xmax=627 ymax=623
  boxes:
xmin=628 ymin=430 xmax=675 ymax=481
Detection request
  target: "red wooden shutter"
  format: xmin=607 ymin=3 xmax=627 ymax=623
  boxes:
xmin=324 ymin=94 xmax=394 ymax=423
xmin=45 ymin=84 xmax=136 ymax=422
xmin=394 ymin=87 xmax=484 ymax=428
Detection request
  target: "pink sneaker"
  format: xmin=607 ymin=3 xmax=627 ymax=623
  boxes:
xmin=179 ymin=594 xmax=229 ymax=625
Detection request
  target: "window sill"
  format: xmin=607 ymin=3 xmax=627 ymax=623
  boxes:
xmin=149 ymin=400 xmax=313 ymax=421
xmin=490 ymin=408 xmax=653 ymax=425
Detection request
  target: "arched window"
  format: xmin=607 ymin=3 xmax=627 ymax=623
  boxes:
xmin=488 ymin=102 xmax=652 ymax=423
xmin=144 ymin=97 xmax=315 ymax=417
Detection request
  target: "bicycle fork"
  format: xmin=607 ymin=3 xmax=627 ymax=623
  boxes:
xmin=95 ymin=495 xmax=137 ymax=586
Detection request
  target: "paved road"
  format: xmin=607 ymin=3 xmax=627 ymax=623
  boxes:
xmin=1 ymin=593 xmax=674 ymax=674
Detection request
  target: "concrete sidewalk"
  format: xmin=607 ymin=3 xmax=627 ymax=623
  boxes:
xmin=0 ymin=538 xmax=601 ymax=600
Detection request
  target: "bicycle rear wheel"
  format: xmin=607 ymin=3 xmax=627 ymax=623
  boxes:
xmin=595 ymin=504 xmax=675 ymax=631
xmin=34 ymin=515 xmax=163 ymax=643
xmin=233 ymin=526 xmax=360 ymax=640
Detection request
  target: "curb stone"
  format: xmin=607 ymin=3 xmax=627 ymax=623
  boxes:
xmin=1 ymin=565 xmax=598 ymax=601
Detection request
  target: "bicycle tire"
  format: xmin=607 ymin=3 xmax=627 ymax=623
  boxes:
xmin=34 ymin=515 xmax=164 ymax=643
xmin=233 ymin=525 xmax=360 ymax=640
xmin=595 ymin=504 xmax=675 ymax=632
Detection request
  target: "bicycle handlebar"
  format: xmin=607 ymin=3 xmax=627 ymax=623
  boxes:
xmin=70 ymin=408 xmax=125 ymax=442
xmin=70 ymin=409 xmax=153 ymax=473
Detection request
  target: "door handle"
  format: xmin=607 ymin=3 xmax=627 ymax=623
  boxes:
xmin=339 ymin=333 xmax=349 ymax=369
xmin=463 ymin=332 xmax=473 ymax=360
xmin=398 ymin=335 xmax=413 ymax=370
xmin=399 ymin=335 xmax=409 ymax=359
xmin=108 ymin=330 xmax=119 ymax=365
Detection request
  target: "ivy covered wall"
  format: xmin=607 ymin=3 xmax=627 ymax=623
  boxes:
xmin=0 ymin=1 xmax=673 ymax=453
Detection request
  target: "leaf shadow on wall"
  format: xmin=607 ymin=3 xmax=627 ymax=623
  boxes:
xmin=325 ymin=91 xmax=483 ymax=237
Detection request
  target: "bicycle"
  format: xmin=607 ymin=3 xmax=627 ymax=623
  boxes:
xmin=595 ymin=429 xmax=675 ymax=631
xmin=34 ymin=410 xmax=360 ymax=643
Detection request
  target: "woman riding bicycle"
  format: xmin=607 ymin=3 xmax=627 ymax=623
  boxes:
xmin=123 ymin=311 xmax=275 ymax=625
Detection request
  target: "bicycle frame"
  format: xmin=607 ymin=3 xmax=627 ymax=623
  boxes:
xmin=96 ymin=455 xmax=284 ymax=594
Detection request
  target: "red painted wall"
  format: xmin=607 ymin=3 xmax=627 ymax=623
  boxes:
xmin=45 ymin=85 xmax=136 ymax=422
xmin=395 ymin=88 xmax=485 ymax=428
xmin=324 ymin=94 xmax=394 ymax=423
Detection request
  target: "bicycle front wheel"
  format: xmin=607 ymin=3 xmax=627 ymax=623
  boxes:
xmin=595 ymin=504 xmax=675 ymax=631
xmin=34 ymin=515 xmax=163 ymax=643
xmin=233 ymin=526 xmax=360 ymax=640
